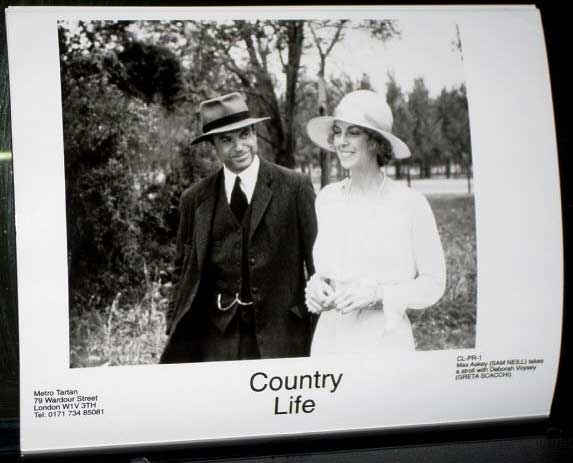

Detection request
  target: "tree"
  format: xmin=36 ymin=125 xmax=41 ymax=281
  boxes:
xmin=60 ymin=54 xmax=152 ymax=298
xmin=292 ymin=75 xmax=320 ymax=175
xmin=408 ymin=77 xmax=439 ymax=178
xmin=436 ymin=84 xmax=472 ymax=186
xmin=58 ymin=20 xmax=134 ymax=60
xmin=386 ymin=72 xmax=413 ymax=180
xmin=176 ymin=19 xmax=400 ymax=176
xmin=180 ymin=20 xmax=304 ymax=168
xmin=58 ymin=21 xmax=208 ymax=306
xmin=308 ymin=20 xmax=348 ymax=186
xmin=114 ymin=41 xmax=184 ymax=108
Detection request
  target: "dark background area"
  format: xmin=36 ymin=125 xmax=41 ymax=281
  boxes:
xmin=0 ymin=1 xmax=571 ymax=462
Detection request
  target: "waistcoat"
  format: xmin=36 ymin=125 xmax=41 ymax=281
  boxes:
xmin=203 ymin=179 xmax=253 ymax=306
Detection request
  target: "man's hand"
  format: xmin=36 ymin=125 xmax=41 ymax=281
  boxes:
xmin=305 ymin=274 xmax=335 ymax=314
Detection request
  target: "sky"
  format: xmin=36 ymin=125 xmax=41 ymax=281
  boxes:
xmin=298 ymin=18 xmax=466 ymax=98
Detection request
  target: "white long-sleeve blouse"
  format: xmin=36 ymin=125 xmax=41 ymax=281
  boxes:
xmin=311 ymin=176 xmax=446 ymax=354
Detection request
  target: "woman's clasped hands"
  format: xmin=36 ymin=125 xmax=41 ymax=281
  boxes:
xmin=305 ymin=274 xmax=381 ymax=315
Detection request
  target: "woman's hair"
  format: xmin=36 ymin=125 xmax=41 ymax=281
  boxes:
xmin=364 ymin=128 xmax=393 ymax=167
xmin=327 ymin=124 xmax=394 ymax=167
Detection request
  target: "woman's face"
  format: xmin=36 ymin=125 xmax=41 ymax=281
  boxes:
xmin=331 ymin=121 xmax=372 ymax=171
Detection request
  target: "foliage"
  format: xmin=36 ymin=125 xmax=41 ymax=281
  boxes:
xmin=435 ymin=84 xmax=472 ymax=176
xmin=59 ymin=22 xmax=209 ymax=303
xmin=385 ymin=75 xmax=471 ymax=181
xmin=408 ymin=78 xmax=441 ymax=178
xmin=59 ymin=19 xmax=471 ymax=181
xmin=386 ymin=72 xmax=413 ymax=179
xmin=62 ymin=58 xmax=148 ymax=298
xmin=114 ymin=41 xmax=185 ymax=108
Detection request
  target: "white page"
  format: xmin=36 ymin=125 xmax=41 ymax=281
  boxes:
xmin=6 ymin=5 xmax=562 ymax=455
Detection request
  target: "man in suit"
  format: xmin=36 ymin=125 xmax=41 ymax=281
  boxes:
xmin=160 ymin=92 xmax=317 ymax=363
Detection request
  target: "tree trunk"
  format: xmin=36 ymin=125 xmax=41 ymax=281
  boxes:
xmin=320 ymin=150 xmax=330 ymax=187
xmin=239 ymin=24 xmax=287 ymax=167
xmin=395 ymin=161 xmax=402 ymax=179
xmin=466 ymin=160 xmax=472 ymax=194
xmin=426 ymin=162 xmax=432 ymax=179
xmin=281 ymin=21 xmax=304 ymax=169
xmin=317 ymin=59 xmax=331 ymax=187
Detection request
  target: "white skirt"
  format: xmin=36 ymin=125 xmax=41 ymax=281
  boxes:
xmin=311 ymin=307 xmax=415 ymax=356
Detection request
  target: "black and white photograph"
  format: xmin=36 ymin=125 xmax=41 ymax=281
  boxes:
xmin=6 ymin=6 xmax=562 ymax=455
xmin=58 ymin=18 xmax=476 ymax=367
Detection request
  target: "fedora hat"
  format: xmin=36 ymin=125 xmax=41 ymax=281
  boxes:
xmin=306 ymin=90 xmax=411 ymax=159
xmin=191 ymin=92 xmax=270 ymax=145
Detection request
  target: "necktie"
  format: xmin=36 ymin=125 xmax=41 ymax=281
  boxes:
xmin=230 ymin=176 xmax=248 ymax=222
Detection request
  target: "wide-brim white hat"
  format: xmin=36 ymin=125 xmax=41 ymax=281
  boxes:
xmin=306 ymin=90 xmax=411 ymax=160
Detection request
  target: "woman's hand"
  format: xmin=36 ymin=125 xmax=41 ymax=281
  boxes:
xmin=305 ymin=274 xmax=335 ymax=314
xmin=332 ymin=281 xmax=382 ymax=314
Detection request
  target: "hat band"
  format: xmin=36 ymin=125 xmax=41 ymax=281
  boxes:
xmin=203 ymin=110 xmax=251 ymax=134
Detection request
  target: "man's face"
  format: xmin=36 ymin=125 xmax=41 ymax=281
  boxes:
xmin=212 ymin=125 xmax=258 ymax=174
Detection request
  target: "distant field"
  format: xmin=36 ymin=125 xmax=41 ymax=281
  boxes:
xmin=310 ymin=173 xmax=473 ymax=196
xmin=408 ymin=194 xmax=477 ymax=350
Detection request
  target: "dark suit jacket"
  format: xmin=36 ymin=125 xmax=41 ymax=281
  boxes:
xmin=160 ymin=158 xmax=317 ymax=363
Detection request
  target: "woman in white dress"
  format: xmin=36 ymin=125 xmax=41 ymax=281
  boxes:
xmin=305 ymin=90 xmax=446 ymax=354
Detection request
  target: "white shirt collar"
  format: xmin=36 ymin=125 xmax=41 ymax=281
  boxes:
xmin=223 ymin=155 xmax=260 ymax=204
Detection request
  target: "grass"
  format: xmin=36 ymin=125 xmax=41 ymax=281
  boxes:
xmin=69 ymin=265 xmax=168 ymax=368
xmin=408 ymin=195 xmax=477 ymax=350
xmin=69 ymin=195 xmax=476 ymax=367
